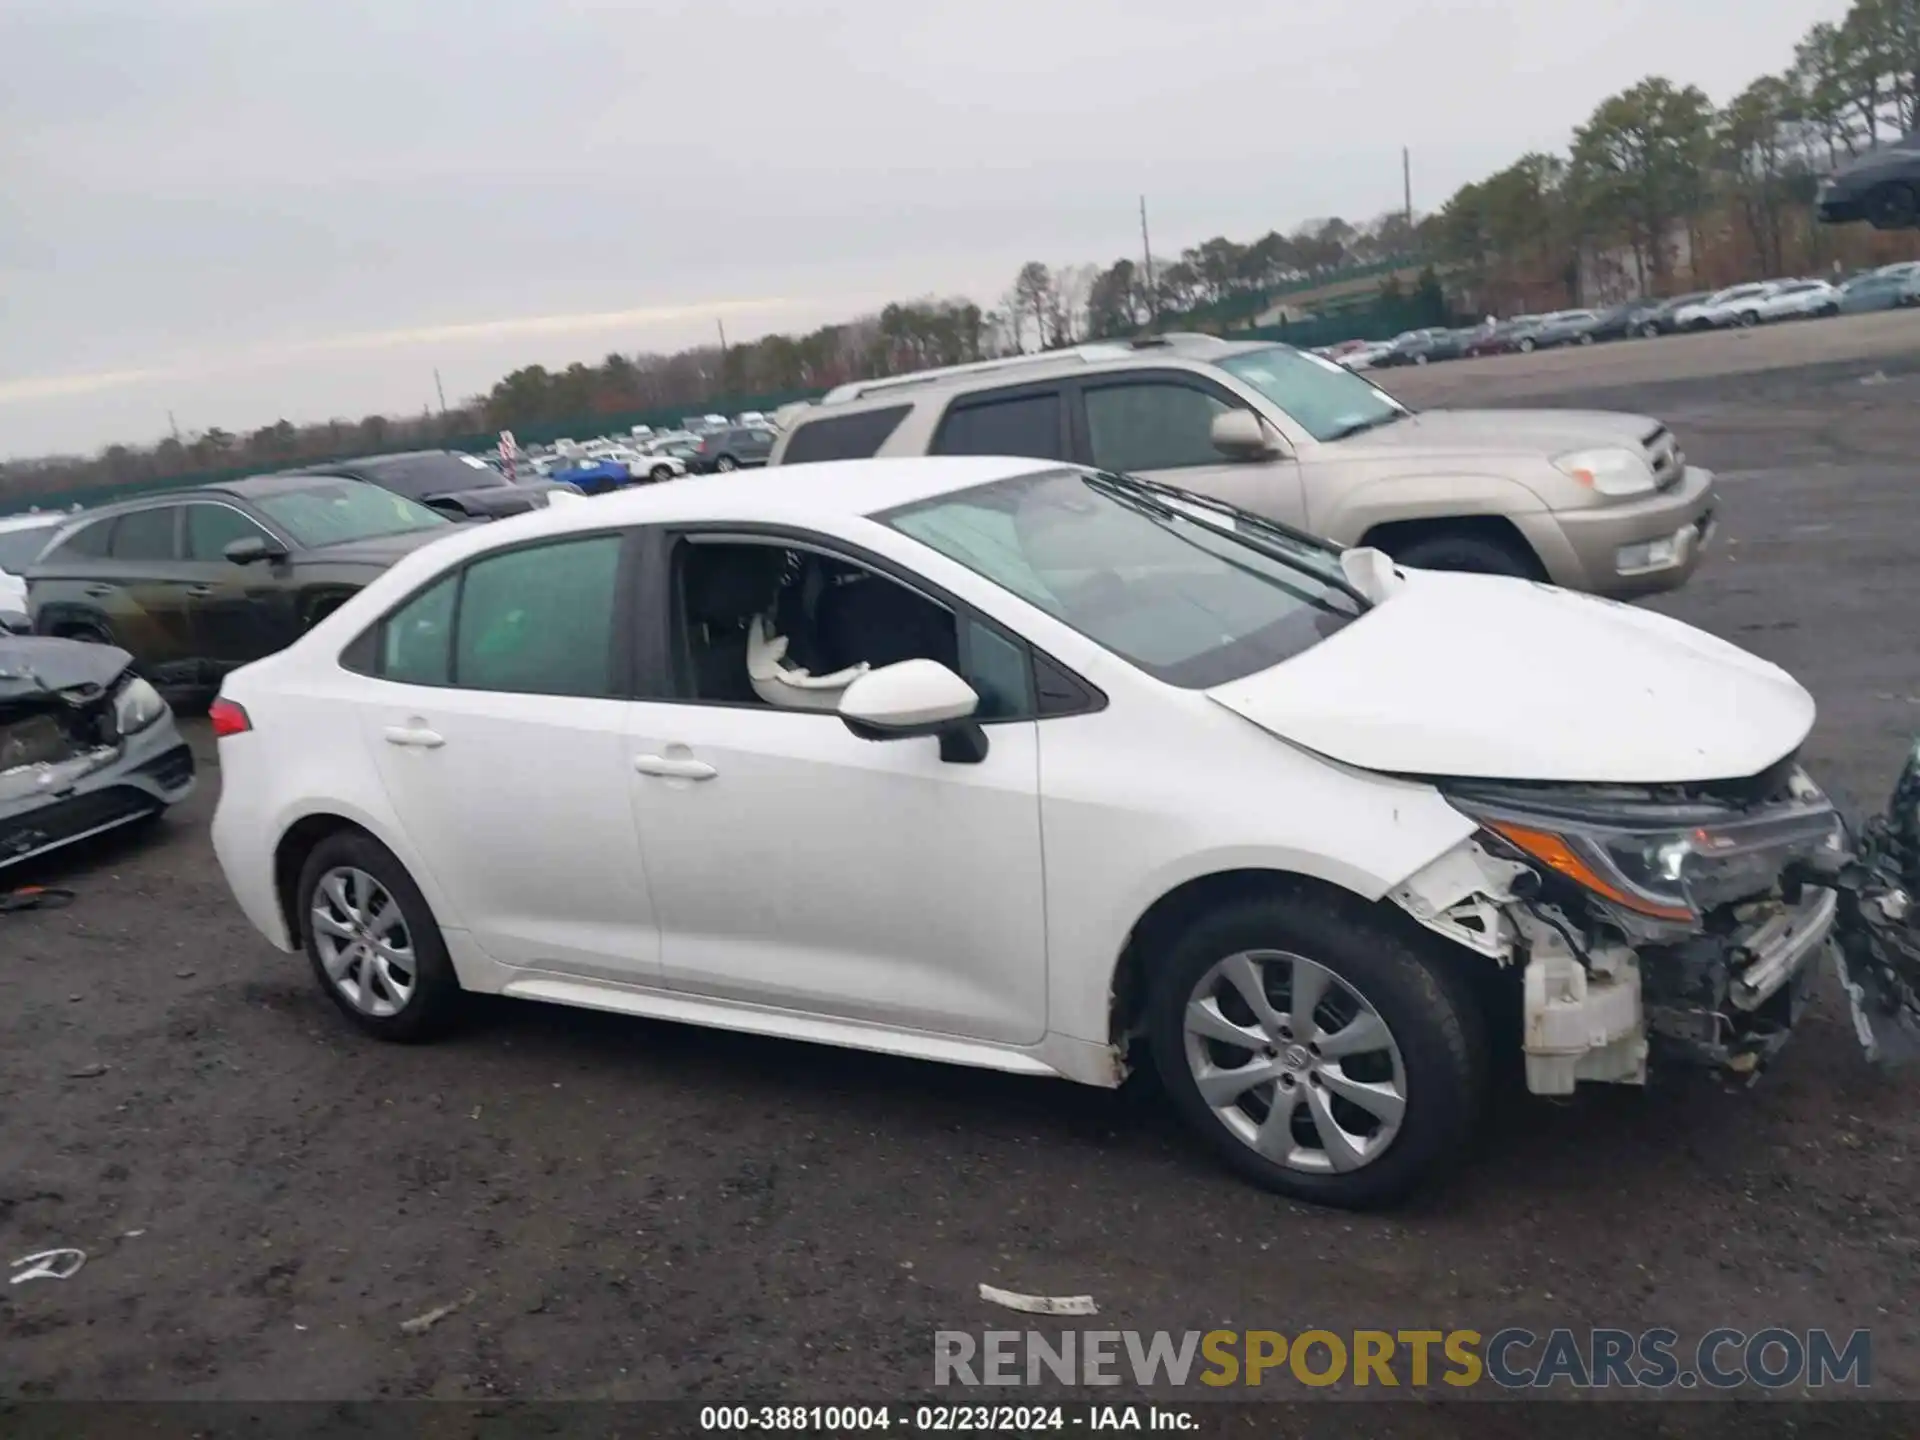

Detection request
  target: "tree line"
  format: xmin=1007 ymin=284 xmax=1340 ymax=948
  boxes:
xmin=4 ymin=0 xmax=1917 ymax=506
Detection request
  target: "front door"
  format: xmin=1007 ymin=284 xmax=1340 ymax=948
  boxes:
xmin=359 ymin=534 xmax=662 ymax=984
xmin=179 ymin=502 xmax=302 ymax=677
xmin=624 ymin=534 xmax=1049 ymax=1045
xmin=1075 ymin=373 xmax=1309 ymax=527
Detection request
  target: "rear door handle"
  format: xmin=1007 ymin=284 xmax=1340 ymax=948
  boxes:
xmin=384 ymin=726 xmax=446 ymax=749
xmin=633 ymin=754 xmax=716 ymax=780
xmin=185 ymin=585 xmax=215 ymax=598
xmin=83 ymin=584 xmax=113 ymax=598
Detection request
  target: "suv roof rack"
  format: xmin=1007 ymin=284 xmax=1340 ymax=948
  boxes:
xmin=815 ymin=331 xmax=1234 ymax=406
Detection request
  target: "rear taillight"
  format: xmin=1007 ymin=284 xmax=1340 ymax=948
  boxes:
xmin=209 ymin=698 xmax=252 ymax=738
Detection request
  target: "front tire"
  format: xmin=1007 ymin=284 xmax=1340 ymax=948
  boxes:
xmin=297 ymin=831 xmax=464 ymax=1042
xmin=650 ymin=464 xmax=674 ymax=483
xmin=1148 ymin=893 xmax=1486 ymax=1209
xmin=1579 ymin=332 xmax=1595 ymax=345
xmin=1738 ymin=310 xmax=1759 ymax=328
xmin=1517 ymin=337 xmax=1536 ymax=353
xmin=714 ymin=455 xmax=738 ymax=473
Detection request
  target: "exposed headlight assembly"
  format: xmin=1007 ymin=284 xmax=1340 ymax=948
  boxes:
xmin=1444 ymin=777 xmax=1845 ymax=922
xmin=113 ymin=674 xmax=167 ymax=736
xmin=1553 ymin=446 xmax=1657 ymax=497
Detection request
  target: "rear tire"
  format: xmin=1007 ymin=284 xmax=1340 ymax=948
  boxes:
xmin=1738 ymin=310 xmax=1759 ymax=328
xmin=1517 ymin=337 xmax=1536 ymax=353
xmin=1147 ymin=892 xmax=1487 ymax=1209
xmin=1388 ymin=528 xmax=1541 ymax=580
xmin=1579 ymin=332 xmax=1595 ymax=345
xmin=296 ymin=831 xmax=464 ymax=1043
xmin=715 ymin=455 xmax=738 ymax=473
xmin=650 ymin=465 xmax=674 ymax=483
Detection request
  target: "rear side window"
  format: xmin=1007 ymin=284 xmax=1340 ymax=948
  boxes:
xmin=931 ymin=392 xmax=1066 ymax=461
xmin=48 ymin=519 xmax=112 ymax=561
xmin=780 ymin=406 xmax=911 ymax=464
xmin=380 ymin=575 xmax=457 ymax=686
xmin=453 ymin=535 xmax=623 ymax=697
xmin=109 ymin=507 xmax=180 ymax=561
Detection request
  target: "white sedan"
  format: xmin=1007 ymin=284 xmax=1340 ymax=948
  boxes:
xmin=1749 ymin=279 xmax=1841 ymax=322
xmin=1671 ymin=282 xmax=1782 ymax=329
xmin=209 ymin=456 xmax=1856 ymax=1207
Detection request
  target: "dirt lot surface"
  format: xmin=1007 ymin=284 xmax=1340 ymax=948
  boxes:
xmin=6 ymin=316 xmax=1920 ymax=1419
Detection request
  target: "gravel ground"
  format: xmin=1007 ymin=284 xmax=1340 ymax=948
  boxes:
xmin=5 ymin=320 xmax=1920 ymax=1417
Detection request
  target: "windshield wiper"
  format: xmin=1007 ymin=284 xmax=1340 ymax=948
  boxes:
xmin=1082 ymin=471 xmax=1370 ymax=611
xmin=1323 ymin=410 xmax=1408 ymax=443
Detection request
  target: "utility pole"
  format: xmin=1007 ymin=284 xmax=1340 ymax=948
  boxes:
xmin=716 ymin=318 xmax=729 ymax=353
xmin=1139 ymin=194 xmax=1159 ymax=322
xmin=433 ymin=369 xmax=448 ymax=418
xmin=167 ymin=410 xmax=181 ymax=443
xmin=1402 ymin=147 xmax=1413 ymax=230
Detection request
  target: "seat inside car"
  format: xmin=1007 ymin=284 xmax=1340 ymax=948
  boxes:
xmin=679 ymin=544 xmax=785 ymax=703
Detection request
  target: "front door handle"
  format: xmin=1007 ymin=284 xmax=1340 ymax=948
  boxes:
xmin=83 ymin=584 xmax=113 ymax=599
xmin=633 ymin=754 xmax=716 ymax=780
xmin=185 ymin=584 xmax=215 ymax=598
xmin=384 ymin=725 xmax=446 ymax=749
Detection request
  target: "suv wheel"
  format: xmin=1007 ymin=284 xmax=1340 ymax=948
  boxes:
xmin=297 ymin=831 xmax=464 ymax=1042
xmin=1517 ymin=336 xmax=1536 ymax=353
xmin=1148 ymin=893 xmax=1485 ymax=1208
xmin=714 ymin=454 xmax=738 ymax=473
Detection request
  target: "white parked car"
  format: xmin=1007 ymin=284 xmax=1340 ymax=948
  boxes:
xmin=1750 ymin=279 xmax=1841 ymax=322
xmin=0 ymin=511 xmax=67 ymax=614
xmin=1671 ymin=282 xmax=1782 ymax=330
xmin=209 ymin=456 xmax=1865 ymax=1207
xmin=1336 ymin=341 xmax=1396 ymax=371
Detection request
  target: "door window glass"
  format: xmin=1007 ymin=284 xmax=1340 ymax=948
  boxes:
xmin=1083 ymin=382 xmax=1232 ymax=471
xmin=931 ymin=392 xmax=1065 ymax=460
xmin=453 ymin=535 xmax=623 ymax=697
xmin=380 ymin=576 xmax=457 ymax=686
xmin=184 ymin=504 xmax=273 ymax=561
xmin=109 ymin=507 xmax=179 ymax=561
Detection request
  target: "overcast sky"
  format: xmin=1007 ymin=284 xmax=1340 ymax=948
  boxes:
xmin=0 ymin=0 xmax=1848 ymax=457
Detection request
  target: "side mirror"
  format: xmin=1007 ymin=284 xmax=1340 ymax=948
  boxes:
xmin=0 ymin=609 xmax=31 ymax=636
xmin=224 ymin=535 xmax=289 ymax=566
xmin=839 ymin=659 xmax=989 ymax=764
xmin=1212 ymin=409 xmax=1284 ymax=461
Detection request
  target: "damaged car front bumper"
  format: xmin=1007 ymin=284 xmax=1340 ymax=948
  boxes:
xmin=1389 ymin=752 xmax=1920 ymax=1094
xmin=1 ymin=638 xmax=196 ymax=870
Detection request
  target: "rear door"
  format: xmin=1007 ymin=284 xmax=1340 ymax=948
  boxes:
xmin=927 ymin=383 xmax=1072 ymax=462
xmin=98 ymin=506 xmax=201 ymax=686
xmin=355 ymin=528 xmax=662 ymax=985
xmin=1068 ymin=370 xmax=1309 ymax=527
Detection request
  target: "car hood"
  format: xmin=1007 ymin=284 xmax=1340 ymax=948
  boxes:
xmin=299 ymin=526 xmax=460 ymax=567
xmin=1205 ymin=569 xmax=1814 ymax=784
xmin=439 ymin=483 xmax=559 ymax=517
xmin=0 ymin=634 xmax=132 ymax=701
xmin=1328 ymin=407 xmax=1657 ymax=463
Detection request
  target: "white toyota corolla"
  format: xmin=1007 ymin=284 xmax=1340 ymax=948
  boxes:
xmin=210 ymin=455 xmax=1872 ymax=1208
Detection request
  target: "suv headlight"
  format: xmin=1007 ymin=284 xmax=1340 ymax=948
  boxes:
xmin=1445 ymin=781 xmax=1844 ymax=922
xmin=113 ymin=675 xmax=167 ymax=735
xmin=1553 ymin=446 xmax=1656 ymax=497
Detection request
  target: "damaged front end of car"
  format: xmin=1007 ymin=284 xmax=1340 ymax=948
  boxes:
xmin=1388 ymin=749 xmax=1920 ymax=1094
xmin=1 ymin=636 xmax=192 ymax=867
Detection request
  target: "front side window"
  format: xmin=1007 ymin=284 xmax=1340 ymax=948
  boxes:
xmin=883 ymin=467 xmax=1363 ymax=689
xmin=1215 ymin=347 xmax=1407 ymax=443
xmin=669 ymin=538 xmax=1031 ymax=720
xmin=109 ymin=507 xmax=179 ymax=561
xmin=255 ymin=479 xmax=449 ymax=549
xmin=454 ymin=535 xmax=623 ymax=697
xmin=931 ymin=391 xmax=1066 ymax=461
xmin=184 ymin=503 xmax=273 ymax=561
xmin=1084 ymin=381 xmax=1232 ymax=472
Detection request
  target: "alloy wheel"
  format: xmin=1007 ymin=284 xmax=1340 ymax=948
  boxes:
xmin=310 ymin=866 xmax=417 ymax=1018
xmin=1182 ymin=949 xmax=1407 ymax=1174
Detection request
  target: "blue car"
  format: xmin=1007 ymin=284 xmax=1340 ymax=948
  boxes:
xmin=547 ymin=458 xmax=631 ymax=494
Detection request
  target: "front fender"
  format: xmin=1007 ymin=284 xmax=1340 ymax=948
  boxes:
xmin=1318 ymin=471 xmax=1552 ymax=546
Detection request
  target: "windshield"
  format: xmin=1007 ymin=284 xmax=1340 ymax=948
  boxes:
xmin=0 ymin=521 xmax=61 ymax=572
xmin=881 ymin=467 xmax=1364 ymax=689
xmin=1216 ymin=346 xmax=1407 ymax=443
xmin=255 ymin=479 xmax=450 ymax=548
